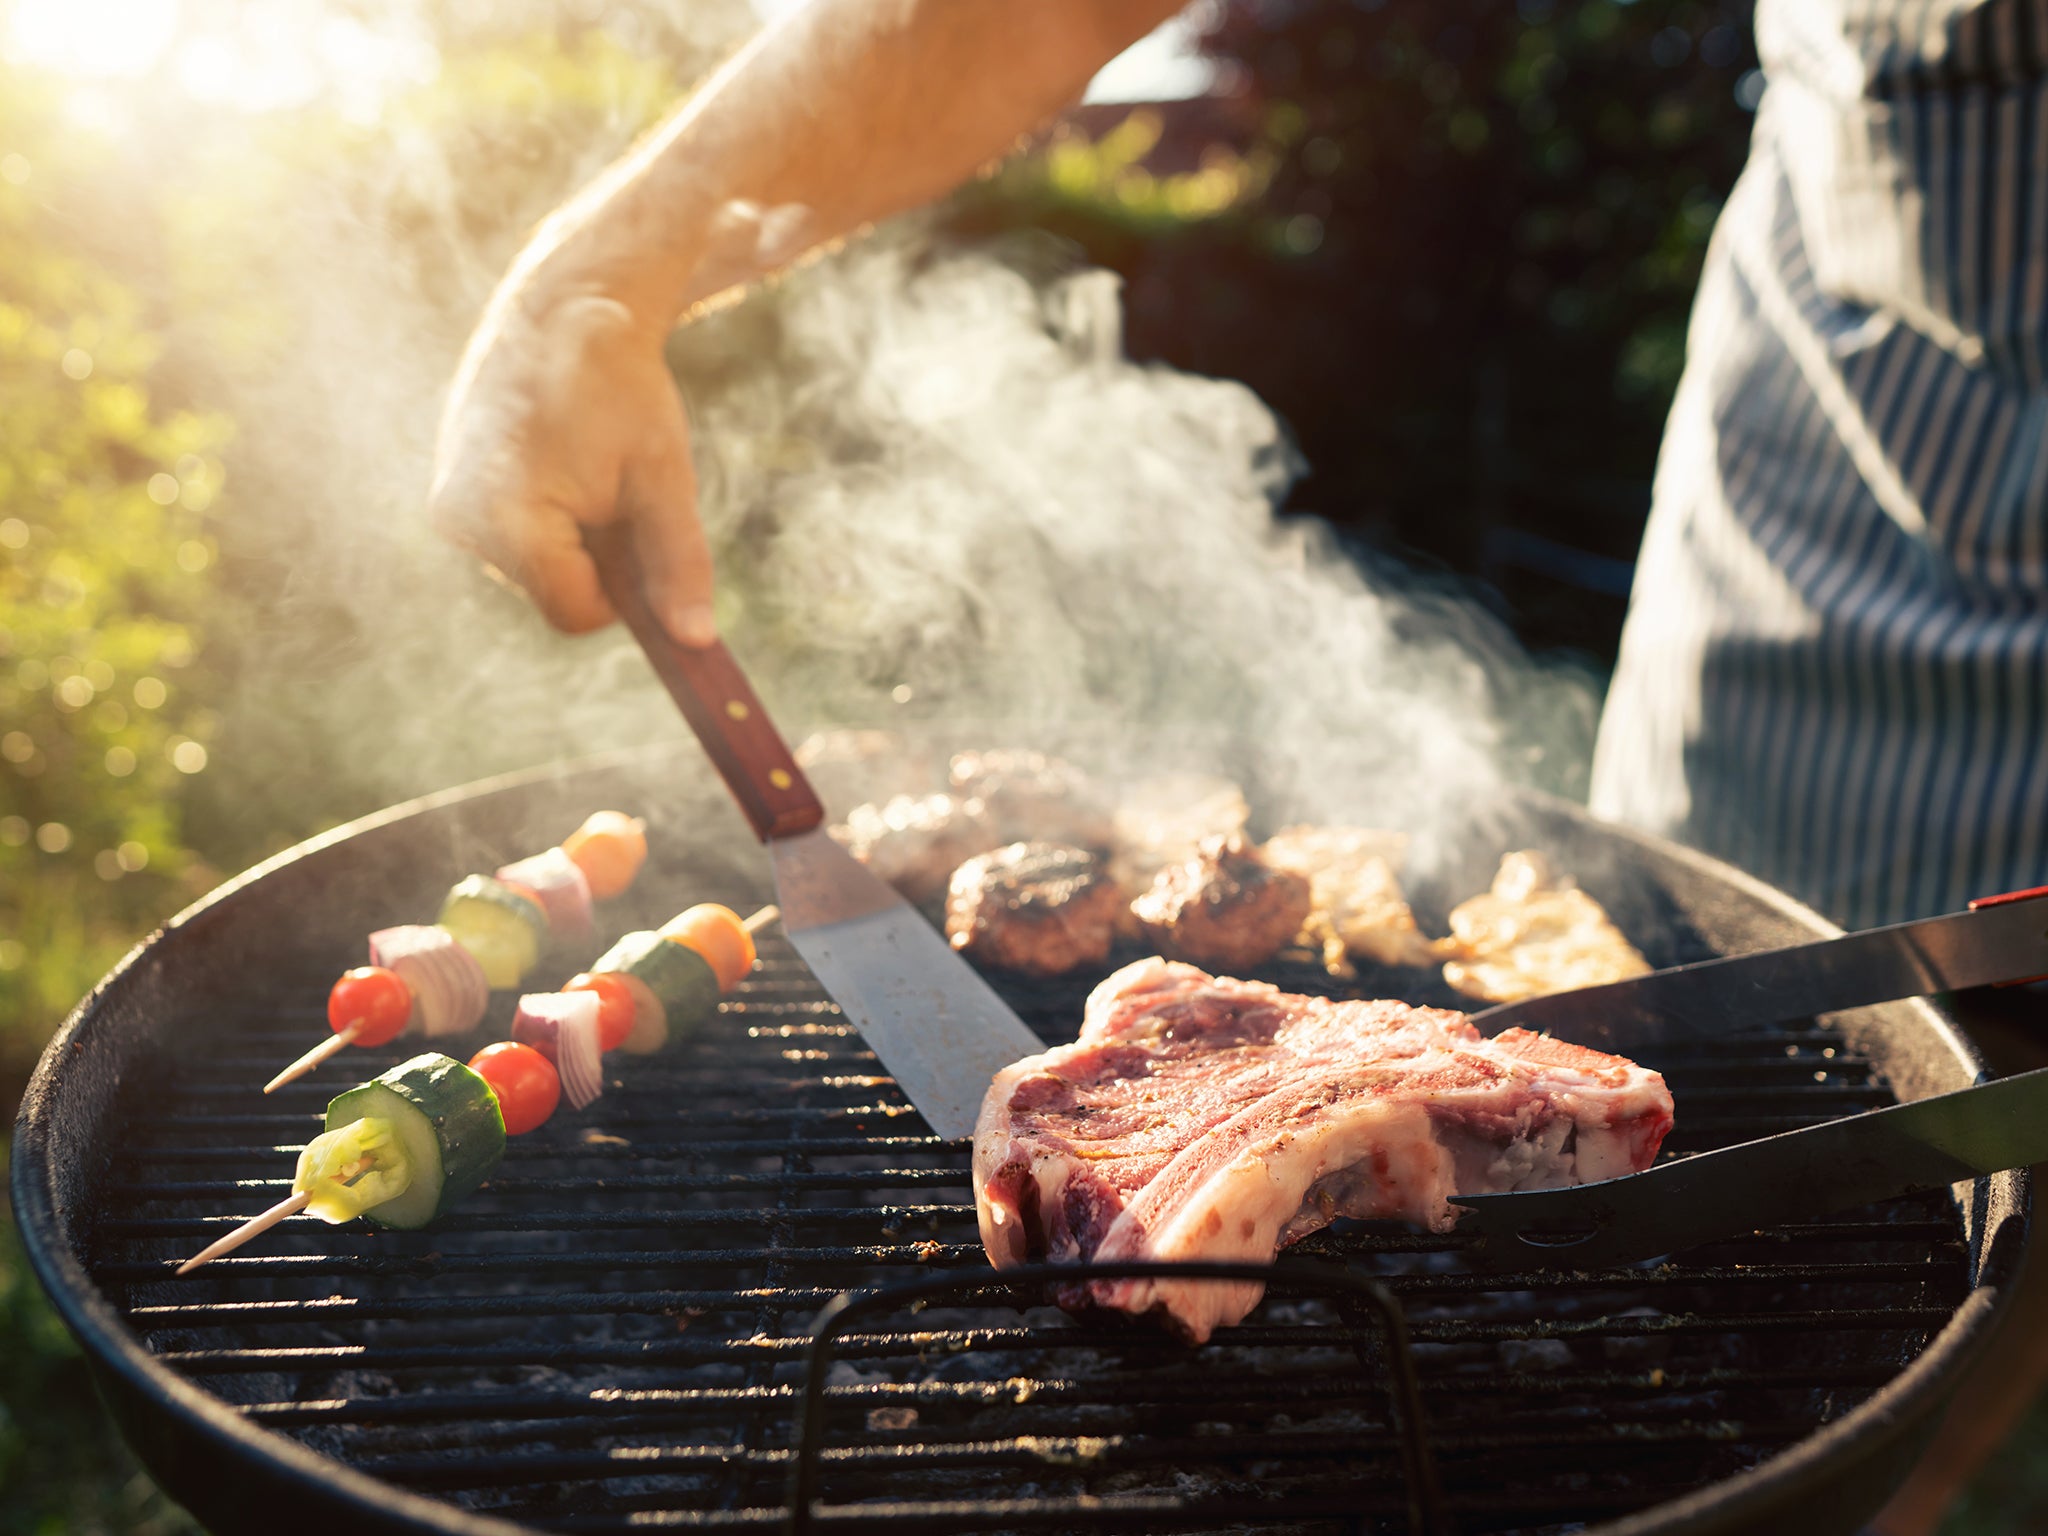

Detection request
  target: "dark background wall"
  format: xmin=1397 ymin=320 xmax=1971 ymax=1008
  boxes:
xmin=960 ymin=0 xmax=1761 ymax=662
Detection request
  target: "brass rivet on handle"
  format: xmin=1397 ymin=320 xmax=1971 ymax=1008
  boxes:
xmin=725 ymin=700 xmax=750 ymax=722
xmin=769 ymin=769 xmax=792 ymax=790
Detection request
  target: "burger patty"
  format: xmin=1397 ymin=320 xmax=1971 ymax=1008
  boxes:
xmin=945 ymin=842 xmax=1126 ymax=977
xmin=1130 ymin=834 xmax=1314 ymax=972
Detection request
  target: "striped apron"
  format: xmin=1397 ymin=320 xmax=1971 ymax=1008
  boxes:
xmin=1590 ymin=0 xmax=2048 ymax=927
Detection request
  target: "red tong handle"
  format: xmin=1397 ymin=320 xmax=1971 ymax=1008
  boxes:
xmin=585 ymin=524 xmax=824 ymax=842
xmin=1970 ymin=884 xmax=2048 ymax=911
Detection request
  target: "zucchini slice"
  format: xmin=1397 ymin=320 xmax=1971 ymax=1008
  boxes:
xmin=438 ymin=876 xmax=547 ymax=988
xmin=594 ymin=930 xmax=718 ymax=1044
xmin=323 ymin=1053 xmax=505 ymax=1229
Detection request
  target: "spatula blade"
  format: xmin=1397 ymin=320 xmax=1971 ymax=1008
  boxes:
xmin=769 ymin=828 xmax=1046 ymax=1140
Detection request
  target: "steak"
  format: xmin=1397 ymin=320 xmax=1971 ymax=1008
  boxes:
xmin=974 ymin=958 xmax=1674 ymax=1341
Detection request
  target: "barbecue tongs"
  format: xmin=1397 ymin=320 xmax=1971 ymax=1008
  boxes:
xmin=1452 ymin=884 xmax=2048 ymax=1269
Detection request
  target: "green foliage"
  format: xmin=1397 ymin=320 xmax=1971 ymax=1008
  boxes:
xmin=1939 ymin=1396 xmax=2048 ymax=1534
xmin=0 ymin=71 xmax=229 ymax=1101
xmin=988 ymin=109 xmax=1272 ymax=235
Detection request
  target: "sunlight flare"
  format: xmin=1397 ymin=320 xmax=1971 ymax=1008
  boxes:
xmin=5 ymin=0 xmax=180 ymax=79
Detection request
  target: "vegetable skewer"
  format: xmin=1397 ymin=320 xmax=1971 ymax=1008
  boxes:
xmin=511 ymin=903 xmax=779 ymax=1104
xmin=187 ymin=905 xmax=782 ymax=1273
xmin=263 ymin=811 xmax=650 ymax=1094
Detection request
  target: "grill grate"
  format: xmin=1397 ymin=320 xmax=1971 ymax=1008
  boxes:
xmin=92 ymin=914 xmax=1970 ymax=1535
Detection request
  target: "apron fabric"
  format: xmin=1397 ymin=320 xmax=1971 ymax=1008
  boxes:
xmin=1590 ymin=0 xmax=2048 ymax=926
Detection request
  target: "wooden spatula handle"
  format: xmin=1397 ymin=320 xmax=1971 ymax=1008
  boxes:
xmin=585 ymin=524 xmax=824 ymax=842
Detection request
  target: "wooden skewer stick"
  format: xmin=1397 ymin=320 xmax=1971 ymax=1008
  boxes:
xmin=264 ymin=1020 xmax=363 ymax=1094
xmin=743 ymin=905 xmax=780 ymax=934
xmin=176 ymin=1189 xmax=312 ymax=1275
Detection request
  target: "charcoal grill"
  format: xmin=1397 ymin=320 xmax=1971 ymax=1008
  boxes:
xmin=12 ymin=742 xmax=2029 ymax=1536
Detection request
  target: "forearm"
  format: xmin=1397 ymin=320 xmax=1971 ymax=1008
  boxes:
xmin=515 ymin=0 xmax=1182 ymax=328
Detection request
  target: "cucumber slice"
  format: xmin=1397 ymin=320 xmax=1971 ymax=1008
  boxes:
xmin=438 ymin=876 xmax=546 ymax=988
xmin=594 ymin=930 xmax=718 ymax=1043
xmin=324 ymin=1053 xmax=505 ymax=1229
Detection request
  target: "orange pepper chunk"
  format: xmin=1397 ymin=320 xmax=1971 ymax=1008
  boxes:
xmin=561 ymin=811 xmax=647 ymax=901
xmin=659 ymin=903 xmax=755 ymax=991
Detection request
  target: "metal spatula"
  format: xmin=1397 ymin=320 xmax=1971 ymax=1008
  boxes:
xmin=588 ymin=528 xmax=1044 ymax=1139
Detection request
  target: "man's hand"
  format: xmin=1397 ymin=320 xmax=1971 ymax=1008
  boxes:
xmin=430 ymin=286 xmax=718 ymax=647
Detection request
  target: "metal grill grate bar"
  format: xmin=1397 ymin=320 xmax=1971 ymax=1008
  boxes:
xmin=127 ymin=1257 xmax=1953 ymax=1325
xmin=229 ymin=1359 xmax=1911 ymax=1428
xmin=151 ymin=1304 xmax=1956 ymax=1377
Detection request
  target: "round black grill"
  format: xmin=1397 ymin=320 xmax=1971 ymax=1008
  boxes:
xmin=13 ymin=749 xmax=2027 ymax=1536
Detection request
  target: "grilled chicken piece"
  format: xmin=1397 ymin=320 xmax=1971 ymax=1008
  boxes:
xmin=975 ymin=958 xmax=1675 ymax=1341
xmin=1438 ymin=851 xmax=1652 ymax=1004
xmin=832 ymin=792 xmax=995 ymax=905
xmin=948 ymin=749 xmax=1115 ymax=849
xmin=945 ymin=842 xmax=1126 ymax=977
xmin=1130 ymin=834 xmax=1313 ymax=972
xmin=1261 ymin=825 xmax=1438 ymax=970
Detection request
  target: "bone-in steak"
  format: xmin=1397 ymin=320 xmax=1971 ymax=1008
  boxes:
xmin=973 ymin=957 xmax=1674 ymax=1341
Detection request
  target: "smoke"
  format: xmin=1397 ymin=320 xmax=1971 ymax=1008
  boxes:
xmin=171 ymin=2 xmax=1597 ymax=875
xmin=685 ymin=238 xmax=1567 ymax=849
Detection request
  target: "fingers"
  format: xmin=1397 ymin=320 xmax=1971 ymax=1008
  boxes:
xmin=503 ymin=504 xmax=617 ymax=634
xmin=431 ymin=470 xmax=616 ymax=636
xmin=620 ymin=405 xmax=718 ymax=649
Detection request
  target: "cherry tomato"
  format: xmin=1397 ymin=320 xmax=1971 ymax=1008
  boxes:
xmin=469 ymin=1041 xmax=561 ymax=1135
xmin=564 ymin=971 xmax=637 ymax=1053
xmin=328 ymin=966 xmax=413 ymax=1047
xmin=659 ymin=904 xmax=755 ymax=991
xmin=561 ymin=811 xmax=647 ymax=901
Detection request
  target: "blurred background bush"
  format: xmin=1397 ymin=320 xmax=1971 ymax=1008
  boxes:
xmin=1 ymin=1 xmax=2037 ymax=1531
